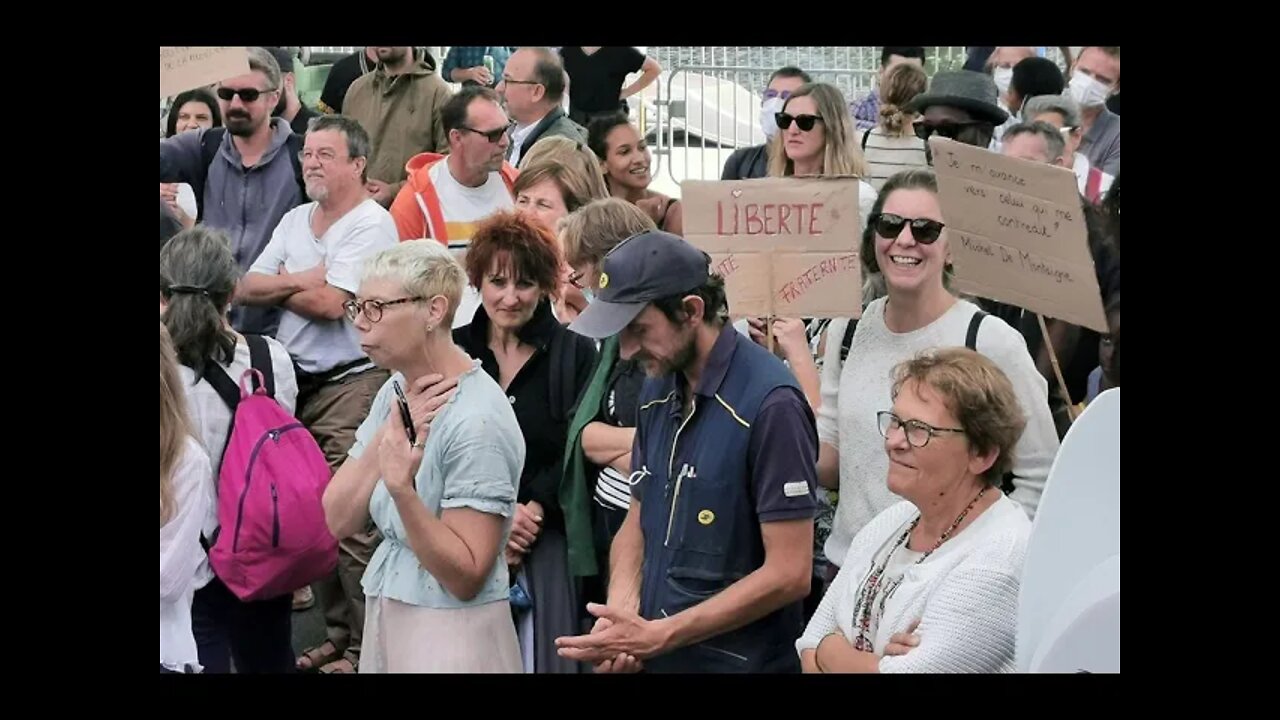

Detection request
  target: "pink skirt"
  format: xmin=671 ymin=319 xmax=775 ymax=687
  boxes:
xmin=360 ymin=595 xmax=522 ymax=673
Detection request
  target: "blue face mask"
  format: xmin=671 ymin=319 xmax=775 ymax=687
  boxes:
xmin=581 ymin=287 xmax=595 ymax=305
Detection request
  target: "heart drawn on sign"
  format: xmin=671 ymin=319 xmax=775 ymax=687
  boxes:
xmin=731 ymin=189 xmax=743 ymax=198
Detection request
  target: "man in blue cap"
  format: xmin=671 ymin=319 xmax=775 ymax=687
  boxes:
xmin=555 ymin=230 xmax=818 ymax=673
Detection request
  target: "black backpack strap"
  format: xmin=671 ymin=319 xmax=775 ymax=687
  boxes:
xmin=839 ymin=317 xmax=859 ymax=363
xmin=286 ymin=132 xmax=307 ymax=202
xmin=200 ymin=361 xmax=242 ymax=413
xmin=861 ymin=129 xmax=871 ymax=151
xmin=194 ymin=128 xmax=227 ymax=222
xmin=244 ymin=334 xmax=275 ymax=399
xmin=965 ymin=310 xmax=988 ymax=351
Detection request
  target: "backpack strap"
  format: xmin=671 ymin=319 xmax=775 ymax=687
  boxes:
xmin=194 ymin=128 xmax=227 ymax=222
xmin=839 ymin=317 xmax=859 ymax=364
xmin=201 ymin=361 xmax=243 ymax=413
xmin=860 ymin=129 xmax=871 ymax=151
xmin=965 ymin=310 xmax=988 ymax=351
xmin=244 ymin=334 xmax=276 ymax=399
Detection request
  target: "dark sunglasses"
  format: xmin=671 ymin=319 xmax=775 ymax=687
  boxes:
xmin=913 ymin=120 xmax=991 ymax=142
xmin=871 ymin=213 xmax=946 ymax=244
xmin=775 ymin=112 xmax=822 ymax=132
xmin=460 ymin=123 xmax=514 ymax=143
xmin=216 ymin=86 xmax=274 ymax=103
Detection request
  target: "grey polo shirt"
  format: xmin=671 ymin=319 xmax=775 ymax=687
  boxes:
xmin=1080 ymin=107 xmax=1121 ymax=177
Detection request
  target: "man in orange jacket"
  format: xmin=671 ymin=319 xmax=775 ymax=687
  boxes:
xmin=389 ymin=85 xmax=519 ymax=326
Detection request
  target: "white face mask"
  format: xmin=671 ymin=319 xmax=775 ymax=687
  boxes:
xmin=760 ymin=96 xmax=787 ymax=140
xmin=993 ymin=67 xmax=1014 ymax=96
xmin=1069 ymin=71 xmax=1111 ymax=108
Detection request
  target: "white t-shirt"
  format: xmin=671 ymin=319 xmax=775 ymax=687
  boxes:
xmin=160 ymin=435 xmax=212 ymax=672
xmin=816 ymin=298 xmax=1059 ymax=566
xmin=249 ymin=199 xmax=398 ymax=374
xmin=179 ymin=335 xmax=299 ymax=589
xmin=425 ymin=161 xmax=515 ymax=328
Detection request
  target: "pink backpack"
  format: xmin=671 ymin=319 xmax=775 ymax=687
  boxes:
xmin=200 ymin=336 xmax=338 ymax=602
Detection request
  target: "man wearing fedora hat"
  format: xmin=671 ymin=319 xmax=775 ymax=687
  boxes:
xmin=554 ymin=230 xmax=818 ymax=673
xmin=906 ymin=70 xmax=1009 ymax=164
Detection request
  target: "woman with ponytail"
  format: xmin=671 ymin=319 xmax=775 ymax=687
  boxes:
xmin=855 ymin=63 xmax=929 ymax=191
xmin=159 ymin=227 xmax=301 ymax=673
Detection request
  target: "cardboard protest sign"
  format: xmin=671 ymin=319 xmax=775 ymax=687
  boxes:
xmin=682 ymin=177 xmax=863 ymax=319
xmin=161 ymin=47 xmax=249 ymax=98
xmin=929 ymin=137 xmax=1107 ymax=332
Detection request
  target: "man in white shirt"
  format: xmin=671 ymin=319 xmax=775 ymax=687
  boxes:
xmin=498 ymin=47 xmax=585 ymax=168
xmin=236 ymin=114 xmax=398 ymax=675
xmin=1021 ymin=94 xmax=1114 ymax=203
xmin=388 ymin=86 xmax=519 ymax=326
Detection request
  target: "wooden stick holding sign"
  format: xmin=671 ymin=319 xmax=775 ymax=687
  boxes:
xmin=1037 ymin=314 xmax=1077 ymax=422
xmin=682 ymin=177 xmax=864 ymax=325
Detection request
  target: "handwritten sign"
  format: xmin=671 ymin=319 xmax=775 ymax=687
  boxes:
xmin=161 ymin=47 xmax=249 ymax=98
xmin=683 ymin=177 xmax=863 ymax=319
xmin=929 ymin=137 xmax=1107 ymax=332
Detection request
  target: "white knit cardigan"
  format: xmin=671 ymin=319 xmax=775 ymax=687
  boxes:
xmin=796 ymin=494 xmax=1031 ymax=673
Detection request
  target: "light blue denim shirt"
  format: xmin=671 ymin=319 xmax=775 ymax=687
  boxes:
xmin=352 ymin=360 xmax=524 ymax=608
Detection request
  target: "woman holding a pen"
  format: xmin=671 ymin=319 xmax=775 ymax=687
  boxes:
xmin=322 ymin=239 xmax=526 ymax=673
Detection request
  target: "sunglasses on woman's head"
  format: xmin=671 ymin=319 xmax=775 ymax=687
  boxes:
xmin=871 ymin=213 xmax=946 ymax=244
xmin=775 ymin=113 xmax=822 ymax=132
xmin=216 ymin=87 xmax=272 ymax=103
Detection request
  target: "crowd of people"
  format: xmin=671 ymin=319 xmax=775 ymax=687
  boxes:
xmin=160 ymin=45 xmax=1120 ymax=674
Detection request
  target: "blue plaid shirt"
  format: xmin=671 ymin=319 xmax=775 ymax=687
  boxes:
xmin=851 ymin=90 xmax=879 ymax=131
xmin=441 ymin=46 xmax=510 ymax=85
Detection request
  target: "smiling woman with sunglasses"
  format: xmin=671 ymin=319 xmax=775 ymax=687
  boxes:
xmin=798 ymin=347 xmax=1034 ymax=673
xmin=813 ymin=168 xmax=1059 ymax=587
xmin=322 ymin=239 xmax=526 ymax=673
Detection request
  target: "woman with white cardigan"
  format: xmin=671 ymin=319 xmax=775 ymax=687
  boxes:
xmin=815 ymin=169 xmax=1058 ymax=574
xmin=798 ymin=347 xmax=1031 ymax=672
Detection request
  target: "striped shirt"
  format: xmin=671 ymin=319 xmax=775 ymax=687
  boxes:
xmin=856 ymin=128 xmax=929 ymax=191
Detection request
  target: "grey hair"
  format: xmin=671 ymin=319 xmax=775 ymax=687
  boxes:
xmin=361 ymin=241 xmax=467 ymax=328
xmin=1003 ymin=121 xmax=1066 ymax=164
xmin=246 ymin=47 xmax=283 ymax=91
xmin=307 ymin=114 xmax=372 ymax=182
xmin=160 ymin=227 xmax=241 ymax=375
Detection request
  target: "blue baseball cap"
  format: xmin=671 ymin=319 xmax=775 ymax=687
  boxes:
xmin=568 ymin=229 xmax=710 ymax=339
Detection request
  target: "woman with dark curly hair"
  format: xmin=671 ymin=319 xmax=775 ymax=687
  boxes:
xmin=453 ymin=210 xmax=599 ymax=672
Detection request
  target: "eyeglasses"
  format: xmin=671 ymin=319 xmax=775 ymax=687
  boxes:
xmin=460 ymin=123 xmax=514 ymax=143
xmin=298 ymin=149 xmax=346 ymax=164
xmin=216 ymin=87 xmax=275 ymax=103
xmin=500 ymin=76 xmax=541 ymax=86
xmin=877 ymin=411 xmax=966 ymax=449
xmin=762 ymin=88 xmax=794 ymax=101
xmin=913 ymin=120 xmax=992 ymax=142
xmin=870 ymin=213 xmax=947 ymax=245
xmin=567 ymin=269 xmax=586 ymax=290
xmin=775 ymin=113 xmax=822 ymax=132
xmin=343 ymin=296 xmax=423 ymax=323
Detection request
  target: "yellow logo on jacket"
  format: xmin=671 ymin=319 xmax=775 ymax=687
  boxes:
xmin=698 ymin=510 xmax=715 ymax=525
xmin=599 ymin=272 xmax=609 ymax=289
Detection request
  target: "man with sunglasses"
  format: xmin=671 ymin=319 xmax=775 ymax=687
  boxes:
xmin=904 ymin=70 xmax=1009 ymax=165
xmin=344 ymin=47 xmax=453 ymax=209
xmin=237 ymin=116 xmax=398 ymax=673
xmin=499 ymin=47 xmax=585 ymax=168
xmin=721 ymin=66 xmax=811 ymax=181
xmin=160 ymin=47 xmax=308 ymax=337
xmin=389 ymin=86 xmax=519 ymax=328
